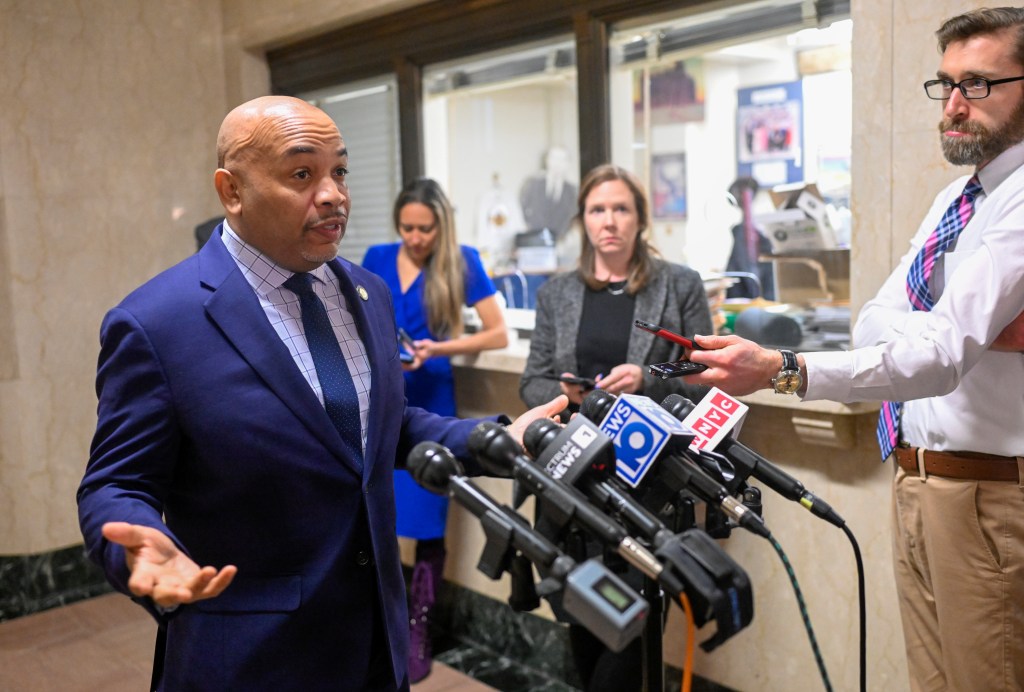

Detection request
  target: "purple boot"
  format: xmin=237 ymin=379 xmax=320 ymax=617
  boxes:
xmin=407 ymin=557 xmax=440 ymax=683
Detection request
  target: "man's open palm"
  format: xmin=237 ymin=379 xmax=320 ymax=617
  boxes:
xmin=102 ymin=522 xmax=237 ymax=608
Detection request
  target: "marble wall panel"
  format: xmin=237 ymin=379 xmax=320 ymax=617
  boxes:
xmin=0 ymin=0 xmax=228 ymax=553
xmin=220 ymin=0 xmax=425 ymax=49
xmin=849 ymin=0 xmax=894 ymax=310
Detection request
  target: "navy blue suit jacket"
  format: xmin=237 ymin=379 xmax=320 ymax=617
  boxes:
xmin=78 ymin=229 xmax=488 ymax=690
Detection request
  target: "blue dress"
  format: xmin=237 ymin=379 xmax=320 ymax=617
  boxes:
xmin=362 ymin=243 xmax=498 ymax=539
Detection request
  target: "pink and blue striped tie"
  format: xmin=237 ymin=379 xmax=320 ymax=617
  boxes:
xmin=876 ymin=175 xmax=982 ymax=461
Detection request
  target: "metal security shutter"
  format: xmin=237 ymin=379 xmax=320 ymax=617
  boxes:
xmin=617 ymin=0 xmax=851 ymax=64
xmin=302 ymin=80 xmax=402 ymax=265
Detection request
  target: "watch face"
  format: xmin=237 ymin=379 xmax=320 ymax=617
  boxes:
xmin=774 ymin=372 xmax=802 ymax=393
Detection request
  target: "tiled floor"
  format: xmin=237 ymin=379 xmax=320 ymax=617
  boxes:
xmin=0 ymin=593 xmax=494 ymax=691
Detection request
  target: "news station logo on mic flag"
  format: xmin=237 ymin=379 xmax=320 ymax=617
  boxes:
xmin=598 ymin=394 xmax=692 ymax=488
xmin=542 ymin=418 xmax=603 ymax=485
xmin=681 ymin=388 xmax=748 ymax=451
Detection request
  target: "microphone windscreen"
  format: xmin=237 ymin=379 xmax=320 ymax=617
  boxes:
xmin=523 ymin=418 xmax=561 ymax=459
xmin=467 ymin=421 xmax=521 ymax=476
xmin=580 ymin=389 xmax=616 ymax=422
xmin=660 ymin=393 xmax=696 ymax=420
xmin=407 ymin=442 xmax=460 ymax=495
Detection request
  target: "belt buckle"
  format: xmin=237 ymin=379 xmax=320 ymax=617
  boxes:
xmin=916 ymin=447 xmax=928 ymax=482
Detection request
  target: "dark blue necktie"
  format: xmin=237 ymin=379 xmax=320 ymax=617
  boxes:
xmin=876 ymin=175 xmax=982 ymax=460
xmin=284 ymin=272 xmax=363 ymax=467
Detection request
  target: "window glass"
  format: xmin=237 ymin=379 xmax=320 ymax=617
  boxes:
xmin=423 ymin=38 xmax=580 ymax=309
xmin=299 ymin=76 xmax=402 ymax=265
xmin=610 ymin=7 xmax=852 ymax=350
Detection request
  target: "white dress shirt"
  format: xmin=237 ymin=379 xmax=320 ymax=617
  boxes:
xmin=803 ymin=140 xmax=1024 ymax=456
xmin=219 ymin=221 xmax=372 ymax=450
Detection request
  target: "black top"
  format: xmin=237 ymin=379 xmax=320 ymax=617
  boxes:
xmin=725 ymin=222 xmax=775 ymax=300
xmin=575 ymin=280 xmax=636 ymax=381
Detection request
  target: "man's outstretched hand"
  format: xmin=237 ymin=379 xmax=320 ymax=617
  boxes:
xmin=687 ymin=334 xmax=782 ymax=396
xmin=505 ymin=395 xmax=569 ymax=444
xmin=102 ymin=522 xmax=237 ymax=608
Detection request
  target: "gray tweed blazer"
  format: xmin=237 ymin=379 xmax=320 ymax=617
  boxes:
xmin=520 ymin=259 xmax=713 ymax=409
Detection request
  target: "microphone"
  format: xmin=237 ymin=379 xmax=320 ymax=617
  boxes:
xmin=579 ymin=391 xmax=695 ymax=489
xmin=662 ymin=393 xmax=845 ymax=528
xmin=467 ymin=422 xmax=683 ymax=595
xmin=523 ymin=416 xmax=675 ymax=548
xmin=408 ymin=441 xmax=570 ymax=577
xmin=523 ymin=417 xmax=755 ymax=650
xmin=581 ymin=390 xmax=771 ymax=539
xmin=407 ymin=441 xmax=649 ymax=652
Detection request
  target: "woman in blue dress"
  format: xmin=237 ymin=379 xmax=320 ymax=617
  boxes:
xmin=362 ymin=177 xmax=508 ymax=682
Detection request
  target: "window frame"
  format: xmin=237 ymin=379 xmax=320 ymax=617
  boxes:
xmin=268 ymin=0 xmax=848 ymax=184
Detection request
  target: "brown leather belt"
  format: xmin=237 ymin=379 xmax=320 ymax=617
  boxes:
xmin=895 ymin=446 xmax=1022 ymax=482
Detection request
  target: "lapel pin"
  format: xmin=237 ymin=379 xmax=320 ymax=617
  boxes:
xmin=356 ymin=285 xmax=369 ymax=301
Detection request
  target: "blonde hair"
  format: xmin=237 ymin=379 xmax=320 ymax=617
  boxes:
xmin=393 ymin=178 xmax=465 ymax=337
xmin=576 ymin=164 xmax=659 ymax=294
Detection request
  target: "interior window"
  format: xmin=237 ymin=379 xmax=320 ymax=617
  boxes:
xmin=610 ymin=7 xmax=852 ymax=350
xmin=422 ymin=38 xmax=580 ymax=312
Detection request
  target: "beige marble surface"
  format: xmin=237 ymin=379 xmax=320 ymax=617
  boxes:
xmin=0 ymin=0 xmax=227 ymax=552
xmin=221 ymin=0 xmax=423 ymax=50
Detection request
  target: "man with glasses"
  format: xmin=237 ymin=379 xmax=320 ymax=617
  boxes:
xmin=687 ymin=7 xmax=1024 ymax=689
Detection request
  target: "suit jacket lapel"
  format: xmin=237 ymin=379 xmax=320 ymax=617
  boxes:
xmin=198 ymin=235 xmax=358 ymax=474
xmin=555 ymin=275 xmax=586 ymax=367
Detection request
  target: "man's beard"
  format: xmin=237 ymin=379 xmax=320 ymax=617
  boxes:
xmin=940 ymin=99 xmax=1024 ymax=166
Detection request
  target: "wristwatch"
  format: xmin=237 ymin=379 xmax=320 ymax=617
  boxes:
xmin=771 ymin=349 xmax=803 ymax=394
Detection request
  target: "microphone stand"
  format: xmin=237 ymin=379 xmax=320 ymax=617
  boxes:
xmin=640 ymin=575 xmax=664 ymax=692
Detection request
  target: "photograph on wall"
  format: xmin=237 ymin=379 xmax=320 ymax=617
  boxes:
xmin=633 ymin=58 xmax=706 ymax=132
xmin=736 ymin=81 xmax=803 ymax=186
xmin=651 ymin=153 xmax=687 ymax=220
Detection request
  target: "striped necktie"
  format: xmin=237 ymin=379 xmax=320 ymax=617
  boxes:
xmin=285 ymin=272 xmax=364 ymax=467
xmin=876 ymin=175 xmax=982 ymax=460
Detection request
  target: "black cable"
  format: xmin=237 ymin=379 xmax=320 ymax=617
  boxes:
xmin=769 ymin=535 xmax=833 ymax=692
xmin=840 ymin=523 xmax=866 ymax=692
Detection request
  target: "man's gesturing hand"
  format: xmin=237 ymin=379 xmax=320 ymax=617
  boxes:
xmin=102 ymin=522 xmax=237 ymax=608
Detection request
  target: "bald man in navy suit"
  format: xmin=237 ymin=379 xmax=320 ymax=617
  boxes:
xmin=78 ymin=95 xmax=565 ymax=691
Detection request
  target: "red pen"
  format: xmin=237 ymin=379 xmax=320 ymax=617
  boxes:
xmin=633 ymin=319 xmax=703 ymax=350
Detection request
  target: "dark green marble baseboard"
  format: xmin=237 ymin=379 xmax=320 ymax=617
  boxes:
xmin=0 ymin=544 xmax=111 ymax=622
xmin=429 ymin=573 xmax=736 ymax=692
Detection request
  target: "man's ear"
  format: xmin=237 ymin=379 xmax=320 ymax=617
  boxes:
xmin=214 ymin=168 xmax=242 ymax=215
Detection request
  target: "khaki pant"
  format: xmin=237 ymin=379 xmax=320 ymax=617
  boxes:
xmin=892 ymin=467 xmax=1024 ymax=691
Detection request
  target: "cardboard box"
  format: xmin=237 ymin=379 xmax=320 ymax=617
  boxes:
xmin=757 ymin=183 xmax=837 ymax=253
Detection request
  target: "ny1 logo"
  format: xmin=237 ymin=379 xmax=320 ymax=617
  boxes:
xmin=599 ymin=395 xmax=683 ymax=488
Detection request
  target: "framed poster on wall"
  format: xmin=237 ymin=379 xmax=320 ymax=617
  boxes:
xmin=736 ymin=80 xmax=803 ymax=186
xmin=651 ymin=153 xmax=687 ymax=219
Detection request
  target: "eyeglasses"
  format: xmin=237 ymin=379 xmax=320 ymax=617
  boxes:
xmin=924 ymin=75 xmax=1024 ymax=100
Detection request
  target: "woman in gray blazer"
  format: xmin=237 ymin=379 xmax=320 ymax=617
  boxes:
xmin=520 ymin=164 xmax=712 ymax=415
xmin=519 ymin=163 xmax=712 ymax=691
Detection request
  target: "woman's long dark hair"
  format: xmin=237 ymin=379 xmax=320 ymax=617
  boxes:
xmin=393 ymin=178 xmax=466 ymax=338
